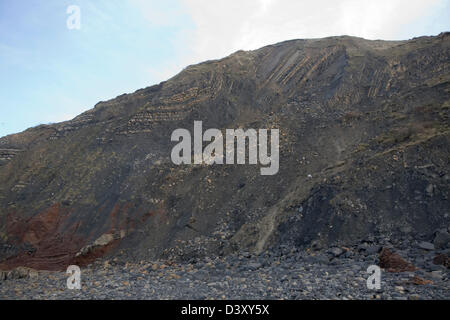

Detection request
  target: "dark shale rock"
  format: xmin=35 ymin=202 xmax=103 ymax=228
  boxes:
xmin=0 ymin=34 xmax=450 ymax=270
xmin=433 ymin=230 xmax=450 ymax=249
xmin=418 ymin=242 xmax=435 ymax=251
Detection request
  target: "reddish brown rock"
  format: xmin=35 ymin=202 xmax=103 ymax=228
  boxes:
xmin=433 ymin=254 xmax=450 ymax=268
xmin=0 ymin=203 xmax=128 ymax=271
xmin=379 ymin=248 xmax=416 ymax=272
xmin=409 ymin=276 xmax=433 ymax=285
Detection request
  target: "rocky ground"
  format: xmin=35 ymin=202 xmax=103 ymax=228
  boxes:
xmin=0 ymin=237 xmax=449 ymax=300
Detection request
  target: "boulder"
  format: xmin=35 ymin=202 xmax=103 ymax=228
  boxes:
xmin=433 ymin=230 xmax=450 ymax=250
xmin=379 ymin=248 xmax=416 ymax=272
xmin=418 ymin=241 xmax=435 ymax=251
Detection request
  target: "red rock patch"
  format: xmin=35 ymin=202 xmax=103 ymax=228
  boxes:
xmin=433 ymin=254 xmax=450 ymax=268
xmin=379 ymin=248 xmax=416 ymax=272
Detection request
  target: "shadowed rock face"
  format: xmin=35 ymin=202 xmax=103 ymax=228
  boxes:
xmin=0 ymin=33 xmax=449 ymax=270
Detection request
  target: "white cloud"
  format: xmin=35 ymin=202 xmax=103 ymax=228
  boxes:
xmin=132 ymin=0 xmax=445 ymax=82
xmin=180 ymin=0 xmax=442 ymax=65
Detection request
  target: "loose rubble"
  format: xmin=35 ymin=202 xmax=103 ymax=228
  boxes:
xmin=1 ymin=239 xmax=448 ymax=300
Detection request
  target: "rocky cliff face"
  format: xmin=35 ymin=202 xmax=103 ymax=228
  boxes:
xmin=0 ymin=33 xmax=449 ymax=270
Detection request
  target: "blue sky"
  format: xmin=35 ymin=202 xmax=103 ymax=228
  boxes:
xmin=0 ymin=0 xmax=194 ymax=137
xmin=0 ymin=0 xmax=449 ymax=137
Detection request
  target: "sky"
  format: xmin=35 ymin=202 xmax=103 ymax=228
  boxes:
xmin=0 ymin=0 xmax=449 ymax=137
